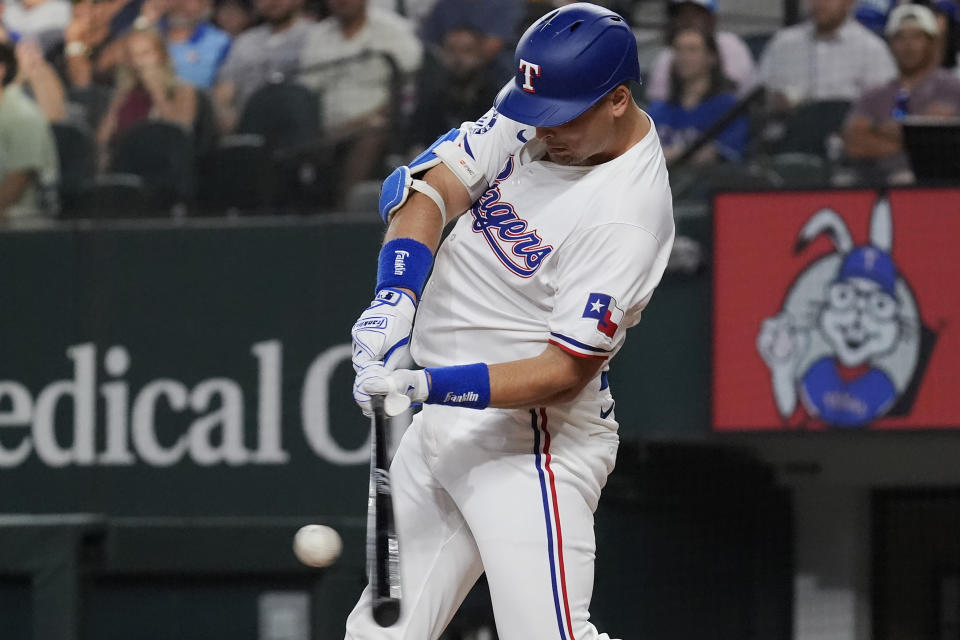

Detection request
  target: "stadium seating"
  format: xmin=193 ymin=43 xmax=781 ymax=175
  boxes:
xmin=110 ymin=120 xmax=195 ymax=213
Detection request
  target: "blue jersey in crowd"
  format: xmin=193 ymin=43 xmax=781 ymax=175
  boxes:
xmin=646 ymin=93 xmax=748 ymax=162
xmin=163 ymin=21 xmax=232 ymax=89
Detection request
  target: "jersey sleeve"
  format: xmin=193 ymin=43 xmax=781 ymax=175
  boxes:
xmin=458 ymin=108 xmax=531 ymax=186
xmin=548 ymin=222 xmax=672 ymax=360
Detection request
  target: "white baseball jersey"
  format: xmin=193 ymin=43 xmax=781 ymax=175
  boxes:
xmin=411 ymin=108 xmax=675 ymax=408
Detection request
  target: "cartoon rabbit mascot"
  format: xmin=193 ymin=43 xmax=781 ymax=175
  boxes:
xmin=757 ymin=198 xmax=924 ymax=428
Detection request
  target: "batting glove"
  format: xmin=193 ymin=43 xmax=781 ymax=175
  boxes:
xmin=353 ymin=362 xmax=429 ymax=417
xmin=351 ymin=288 xmax=416 ymax=373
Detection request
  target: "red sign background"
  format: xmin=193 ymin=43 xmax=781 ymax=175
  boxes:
xmin=713 ymin=189 xmax=960 ymax=431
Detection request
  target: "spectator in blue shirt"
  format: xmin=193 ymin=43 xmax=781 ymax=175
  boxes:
xmin=647 ymin=26 xmax=748 ymax=164
xmin=139 ymin=0 xmax=231 ymax=88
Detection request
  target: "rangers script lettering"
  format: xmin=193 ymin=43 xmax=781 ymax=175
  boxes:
xmin=470 ymin=156 xmax=553 ymax=278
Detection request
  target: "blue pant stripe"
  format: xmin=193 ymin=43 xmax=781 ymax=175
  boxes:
xmin=530 ymin=408 xmax=568 ymax=640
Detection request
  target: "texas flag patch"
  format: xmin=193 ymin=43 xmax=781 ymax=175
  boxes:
xmin=582 ymin=293 xmax=622 ymax=338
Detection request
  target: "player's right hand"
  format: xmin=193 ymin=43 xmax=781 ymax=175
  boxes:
xmin=353 ymin=362 xmax=429 ymax=417
xmin=351 ymin=288 xmax=417 ymax=373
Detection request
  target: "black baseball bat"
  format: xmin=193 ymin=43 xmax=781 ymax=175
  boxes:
xmin=367 ymin=395 xmax=401 ymax=627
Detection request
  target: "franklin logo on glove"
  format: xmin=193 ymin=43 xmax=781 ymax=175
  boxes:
xmin=354 ymin=317 xmax=388 ymax=330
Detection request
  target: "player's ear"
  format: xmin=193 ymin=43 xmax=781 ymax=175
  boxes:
xmin=609 ymin=84 xmax=631 ymax=117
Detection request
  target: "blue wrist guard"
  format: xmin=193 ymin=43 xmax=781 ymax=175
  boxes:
xmin=426 ymin=363 xmax=491 ymax=410
xmin=376 ymin=238 xmax=433 ymax=298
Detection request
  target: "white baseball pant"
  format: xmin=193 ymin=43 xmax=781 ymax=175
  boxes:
xmin=344 ymin=403 xmax=620 ymax=640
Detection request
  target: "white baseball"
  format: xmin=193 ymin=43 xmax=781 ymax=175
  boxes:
xmin=293 ymin=524 xmax=343 ymax=568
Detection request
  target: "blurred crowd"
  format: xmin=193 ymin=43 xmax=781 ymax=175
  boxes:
xmin=0 ymin=0 xmax=958 ymax=221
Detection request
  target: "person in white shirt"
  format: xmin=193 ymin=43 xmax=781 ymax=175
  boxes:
xmin=368 ymin=0 xmax=437 ymax=25
xmin=300 ymin=0 xmax=421 ymax=133
xmin=213 ymin=0 xmax=312 ymax=133
xmin=346 ymin=4 xmax=674 ymax=639
xmin=645 ymin=0 xmax=756 ymax=102
xmin=299 ymin=0 xmax=422 ymax=205
xmin=759 ymin=0 xmax=896 ymax=110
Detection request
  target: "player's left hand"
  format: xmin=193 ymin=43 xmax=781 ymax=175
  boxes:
xmin=351 ymin=288 xmax=417 ymax=373
xmin=353 ymin=362 xmax=429 ymax=417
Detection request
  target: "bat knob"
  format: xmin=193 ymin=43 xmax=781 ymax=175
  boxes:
xmin=384 ymin=392 xmax=411 ymax=417
xmin=373 ymin=599 xmax=400 ymax=627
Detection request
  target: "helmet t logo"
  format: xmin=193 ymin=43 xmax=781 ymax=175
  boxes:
xmin=518 ymin=59 xmax=541 ymax=93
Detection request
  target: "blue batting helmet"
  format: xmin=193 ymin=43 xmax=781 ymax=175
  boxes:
xmin=493 ymin=2 xmax=641 ymax=127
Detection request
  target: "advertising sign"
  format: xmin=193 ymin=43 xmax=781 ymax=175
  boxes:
xmin=0 ymin=220 xmax=378 ymax=516
xmin=713 ymin=189 xmax=958 ymax=431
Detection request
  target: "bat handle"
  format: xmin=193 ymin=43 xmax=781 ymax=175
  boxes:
xmin=371 ymin=394 xmax=386 ymax=419
xmin=371 ymin=396 xmax=390 ymax=465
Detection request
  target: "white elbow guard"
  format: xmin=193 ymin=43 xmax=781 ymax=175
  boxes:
xmin=378 ymin=128 xmax=488 ymax=224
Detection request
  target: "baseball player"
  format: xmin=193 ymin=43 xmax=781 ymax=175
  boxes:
xmin=347 ymin=3 xmax=675 ymax=638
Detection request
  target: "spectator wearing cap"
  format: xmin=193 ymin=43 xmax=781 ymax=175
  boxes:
xmin=759 ymin=0 xmax=896 ymax=110
xmin=212 ymin=0 xmax=311 ymax=133
xmin=0 ymin=40 xmax=58 ymax=221
xmin=646 ymin=0 xmax=756 ymax=103
xmin=842 ymin=3 xmax=960 ymax=183
xmin=647 ymin=26 xmax=749 ymax=164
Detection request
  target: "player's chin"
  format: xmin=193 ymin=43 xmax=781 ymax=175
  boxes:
xmin=546 ymin=149 xmax=577 ymax=166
